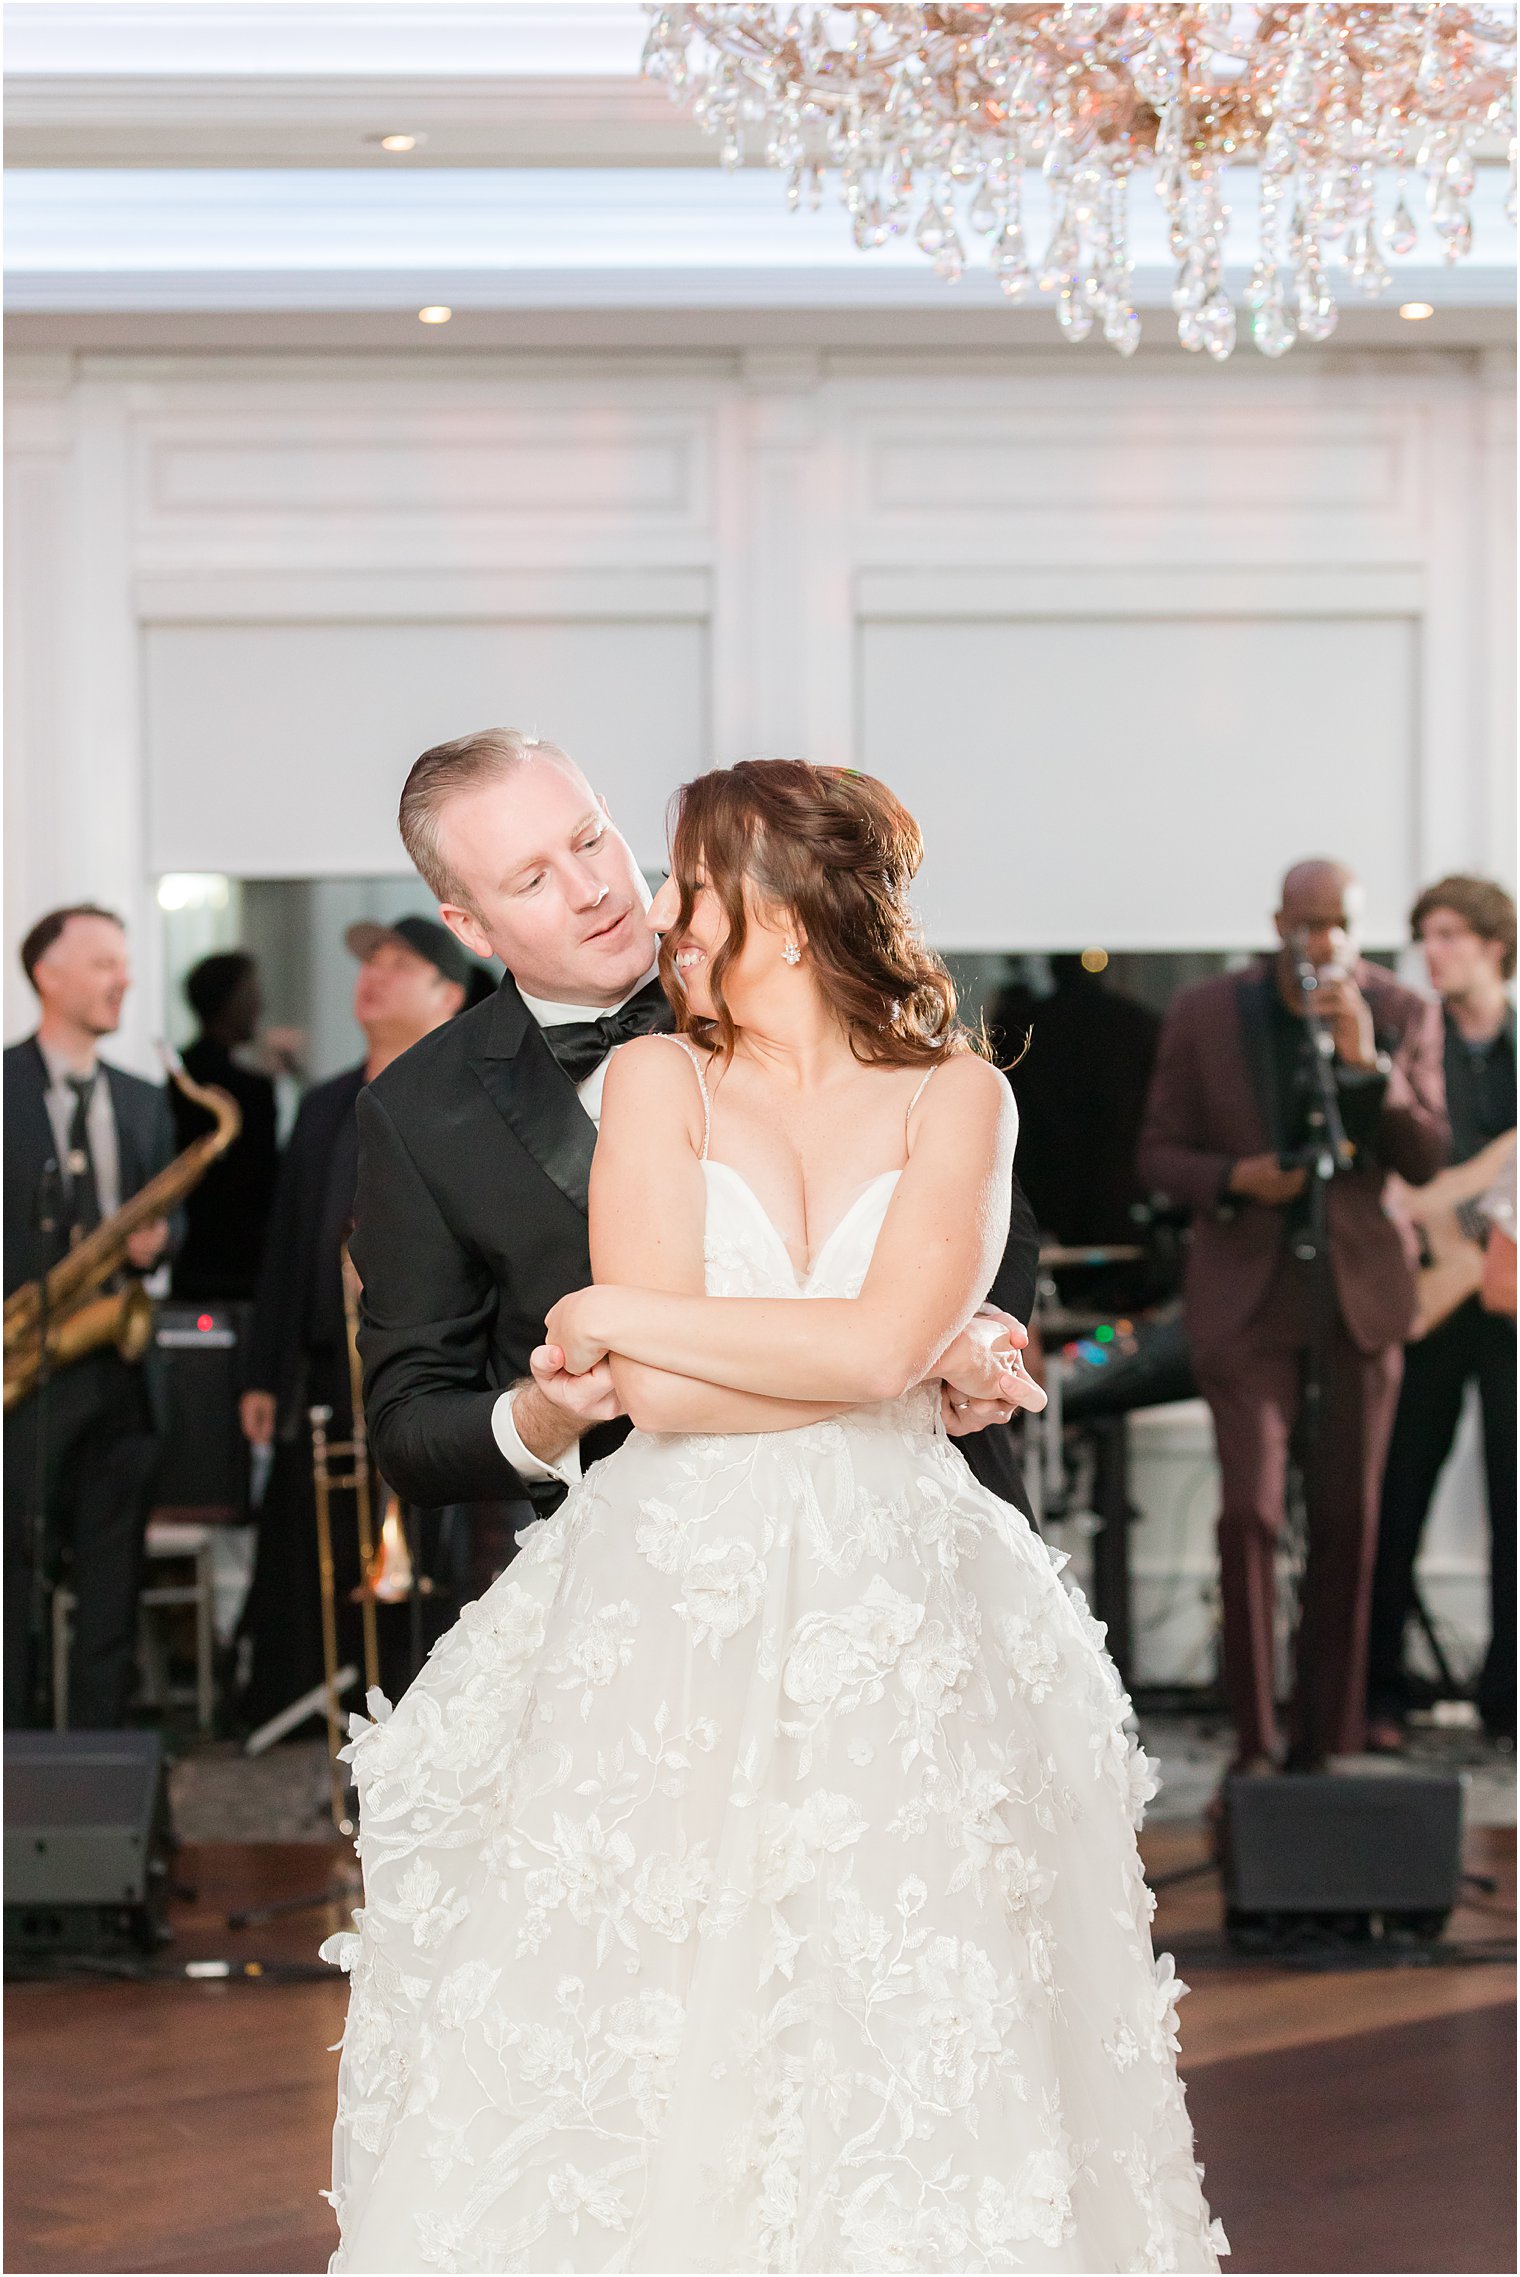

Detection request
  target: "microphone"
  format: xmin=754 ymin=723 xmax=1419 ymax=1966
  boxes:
xmin=1285 ymin=930 xmax=1354 ymax=1176
xmin=1288 ymin=928 xmax=1337 ymax=1059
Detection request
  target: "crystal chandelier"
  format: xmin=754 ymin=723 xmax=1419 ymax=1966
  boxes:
xmin=641 ymin=4 xmax=1517 ymax=359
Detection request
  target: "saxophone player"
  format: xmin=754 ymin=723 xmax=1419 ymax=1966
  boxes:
xmin=4 ymin=905 xmax=176 ymax=1728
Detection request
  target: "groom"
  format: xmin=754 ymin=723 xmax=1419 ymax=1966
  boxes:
xmin=351 ymin=727 xmax=1043 ymax=1526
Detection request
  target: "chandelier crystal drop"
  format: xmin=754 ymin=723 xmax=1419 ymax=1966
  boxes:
xmin=641 ymin=4 xmax=1517 ymax=361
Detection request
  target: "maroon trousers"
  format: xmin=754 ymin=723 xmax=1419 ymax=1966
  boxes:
xmin=1194 ymin=1259 xmax=1403 ymax=1767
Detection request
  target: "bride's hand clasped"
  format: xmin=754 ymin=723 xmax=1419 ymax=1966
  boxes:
xmin=543 ymin=1286 xmax=614 ymax=1376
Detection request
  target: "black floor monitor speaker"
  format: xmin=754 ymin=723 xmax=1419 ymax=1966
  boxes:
xmin=1223 ymin=1770 xmax=1464 ymax=1942
xmin=4 ymin=1730 xmax=174 ymax=1959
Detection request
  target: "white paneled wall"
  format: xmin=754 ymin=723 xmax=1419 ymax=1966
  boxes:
xmin=7 ymin=345 xmax=1513 ymax=1061
xmin=142 ymin=611 xmax=709 ymax=875
xmin=5 ymin=339 xmax=1511 ymax=1680
xmin=859 ymin=611 xmax=1420 ymax=947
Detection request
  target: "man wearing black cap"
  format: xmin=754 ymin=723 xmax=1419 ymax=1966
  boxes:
xmin=235 ymin=914 xmax=480 ymax=1722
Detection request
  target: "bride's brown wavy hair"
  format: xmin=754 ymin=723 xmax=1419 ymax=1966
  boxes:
xmin=659 ymin=759 xmax=981 ymax=1068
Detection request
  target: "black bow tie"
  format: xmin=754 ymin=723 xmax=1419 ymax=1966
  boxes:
xmin=540 ymin=978 xmax=672 ymax=1087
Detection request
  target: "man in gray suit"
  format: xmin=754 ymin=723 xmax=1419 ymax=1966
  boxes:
xmin=4 ymin=905 xmax=176 ymax=1727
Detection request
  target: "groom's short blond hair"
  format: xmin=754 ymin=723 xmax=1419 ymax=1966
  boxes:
xmin=399 ymin=728 xmax=575 ymax=906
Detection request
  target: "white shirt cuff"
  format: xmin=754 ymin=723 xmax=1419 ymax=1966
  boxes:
xmin=491 ymin=1385 xmax=582 ymax=1491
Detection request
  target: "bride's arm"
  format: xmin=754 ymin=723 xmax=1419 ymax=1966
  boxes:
xmin=588 ymin=1038 xmax=854 ymax=1434
xmin=566 ymin=1045 xmax=1015 ymax=1406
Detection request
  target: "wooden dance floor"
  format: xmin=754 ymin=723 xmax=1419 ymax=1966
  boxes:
xmin=6 ymin=1825 xmax=1514 ymax=2276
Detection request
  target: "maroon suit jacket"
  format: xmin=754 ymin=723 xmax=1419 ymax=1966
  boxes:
xmin=1137 ymin=959 xmax=1448 ymax=1357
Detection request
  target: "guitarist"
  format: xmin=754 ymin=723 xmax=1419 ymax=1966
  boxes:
xmin=1368 ymin=876 xmax=1517 ymax=1750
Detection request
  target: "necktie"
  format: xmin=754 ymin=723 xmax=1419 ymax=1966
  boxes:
xmin=64 ymin=1074 xmax=102 ymax=1238
xmin=541 ymin=978 xmax=672 ymax=1087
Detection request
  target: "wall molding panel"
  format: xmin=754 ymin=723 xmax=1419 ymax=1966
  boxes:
xmin=135 ymin=405 xmax=711 ymax=537
xmin=133 ymin=565 xmax=713 ymax=621
xmin=860 ymin=413 xmax=1409 ymax=523
xmin=855 ymin=564 xmax=1427 ymax=618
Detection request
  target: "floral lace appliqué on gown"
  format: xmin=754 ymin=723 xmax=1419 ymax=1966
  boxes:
xmin=323 ymin=1147 xmax=1228 ymax=2274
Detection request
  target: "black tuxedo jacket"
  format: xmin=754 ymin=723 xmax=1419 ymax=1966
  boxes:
xmin=246 ymin=1062 xmax=367 ymax=1421
xmin=3 ymin=1036 xmax=177 ymax=1299
xmin=352 ymin=979 xmax=1040 ymax=1518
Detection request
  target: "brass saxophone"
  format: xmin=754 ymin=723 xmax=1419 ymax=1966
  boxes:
xmin=3 ymin=1060 xmax=243 ymax=1413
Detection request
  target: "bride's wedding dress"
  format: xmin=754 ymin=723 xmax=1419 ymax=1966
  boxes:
xmin=324 ymin=1054 xmax=1226 ymax=2274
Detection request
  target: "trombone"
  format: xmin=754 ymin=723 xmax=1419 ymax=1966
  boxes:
xmin=310 ymin=1243 xmax=425 ymax=1836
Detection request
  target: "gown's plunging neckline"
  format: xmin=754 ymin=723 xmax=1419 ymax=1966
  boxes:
xmin=701 ymin=1158 xmax=900 ymax=1290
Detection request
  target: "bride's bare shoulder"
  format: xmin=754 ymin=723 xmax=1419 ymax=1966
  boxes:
xmin=924 ymin=1048 xmax=1012 ymax=1105
xmin=601 ymin=1032 xmax=709 ymax=1145
xmin=916 ymin=1050 xmax=1017 ymax=1141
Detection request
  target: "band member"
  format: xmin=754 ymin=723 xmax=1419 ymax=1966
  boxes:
xmin=1138 ymin=860 xmax=1448 ymax=1780
xmin=3 ymin=905 xmax=175 ymax=1728
xmin=1368 ymin=876 xmax=1517 ymax=1749
xmin=350 ymin=729 xmax=1043 ymax=1547
xmin=235 ymin=917 xmax=475 ymax=1724
xmin=986 ymin=952 xmax=1161 ymax=1248
xmin=170 ymin=951 xmax=281 ymax=1303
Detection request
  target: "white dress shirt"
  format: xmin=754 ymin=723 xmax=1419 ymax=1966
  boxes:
xmin=490 ymin=969 xmax=659 ymax=1491
xmin=37 ymin=1038 xmax=121 ymax=1222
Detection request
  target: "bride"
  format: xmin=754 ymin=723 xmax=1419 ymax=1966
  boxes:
xmin=324 ymin=760 xmax=1226 ymax=2275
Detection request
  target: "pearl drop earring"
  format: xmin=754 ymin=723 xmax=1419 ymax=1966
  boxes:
xmin=782 ymin=938 xmax=802 ymax=966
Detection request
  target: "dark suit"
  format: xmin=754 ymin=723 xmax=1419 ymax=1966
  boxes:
xmin=170 ymin=1036 xmax=280 ymax=1302
xmin=236 ymin=1065 xmax=367 ymax=1722
xmin=4 ymin=1036 xmax=177 ymax=1727
xmin=1137 ymin=960 xmax=1448 ymax=1764
xmin=353 ymin=979 xmax=1041 ymax=1527
xmin=244 ymin=1065 xmax=366 ymax=1429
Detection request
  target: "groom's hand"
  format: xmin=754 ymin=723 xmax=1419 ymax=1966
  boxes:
xmin=507 ymin=1348 xmax=624 ymax=1472
xmin=528 ymin=1344 xmax=624 ymax=1425
xmin=938 ymin=1305 xmax=1047 ymax=1431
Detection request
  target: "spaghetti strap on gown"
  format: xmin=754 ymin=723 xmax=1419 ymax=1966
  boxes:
xmin=323 ymin=1043 xmax=1227 ymax=2273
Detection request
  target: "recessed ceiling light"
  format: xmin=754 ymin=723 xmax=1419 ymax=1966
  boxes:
xmin=1399 ymin=300 xmax=1435 ymax=320
xmin=373 ymin=132 xmax=422 ymax=153
xmin=418 ymin=306 xmax=453 ymax=325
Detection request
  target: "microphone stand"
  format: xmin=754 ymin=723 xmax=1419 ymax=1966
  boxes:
xmin=1289 ymin=940 xmax=1357 ymax=1452
xmin=1283 ymin=938 xmax=1358 ymax=1769
xmin=27 ymin=1161 xmax=65 ymax=1728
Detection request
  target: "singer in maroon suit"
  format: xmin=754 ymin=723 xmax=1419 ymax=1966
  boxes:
xmin=1139 ymin=871 xmax=1448 ymax=1771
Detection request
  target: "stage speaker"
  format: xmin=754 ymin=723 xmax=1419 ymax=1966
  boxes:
xmin=4 ymin=1730 xmax=173 ymax=1959
xmin=152 ymin=1300 xmax=249 ymax=1518
xmin=1223 ymin=1771 xmax=1463 ymax=1941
